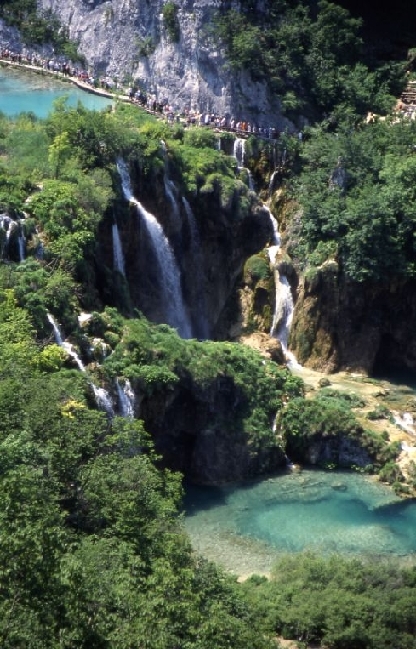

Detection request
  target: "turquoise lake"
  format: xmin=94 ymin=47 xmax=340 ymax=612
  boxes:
xmin=0 ymin=66 xmax=113 ymax=117
xmin=183 ymin=470 xmax=416 ymax=575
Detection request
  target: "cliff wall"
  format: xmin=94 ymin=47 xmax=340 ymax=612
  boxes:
xmin=37 ymin=0 xmax=291 ymax=128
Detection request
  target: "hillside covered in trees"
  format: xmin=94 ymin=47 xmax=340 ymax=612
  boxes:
xmin=1 ymin=1 xmax=416 ymax=647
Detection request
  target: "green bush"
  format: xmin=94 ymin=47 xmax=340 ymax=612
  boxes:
xmin=162 ymin=1 xmax=180 ymax=42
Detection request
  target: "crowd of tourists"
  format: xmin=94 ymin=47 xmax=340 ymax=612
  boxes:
xmin=129 ymin=89 xmax=281 ymax=139
xmin=1 ymin=47 xmax=283 ymax=138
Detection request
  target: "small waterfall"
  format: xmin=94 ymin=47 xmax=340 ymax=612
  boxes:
xmin=270 ymin=275 xmax=294 ymax=350
xmin=92 ymin=385 xmax=114 ymax=416
xmin=47 ymin=313 xmax=86 ymax=371
xmin=164 ymin=177 xmax=181 ymax=225
xmin=47 ymin=313 xmax=114 ymax=416
xmin=233 ymin=138 xmax=255 ymax=190
xmin=268 ymin=170 xmax=279 ymax=198
xmin=233 ymin=138 xmax=245 ymax=167
xmin=112 ymin=222 xmax=125 ymax=276
xmin=116 ymin=379 xmax=135 ymax=419
xmin=0 ymin=215 xmax=16 ymax=259
xmin=265 ymin=209 xmax=300 ymax=369
xmin=18 ymin=234 xmax=25 ymax=262
xmin=117 ymin=159 xmax=192 ymax=338
xmin=182 ymin=197 xmax=210 ymax=339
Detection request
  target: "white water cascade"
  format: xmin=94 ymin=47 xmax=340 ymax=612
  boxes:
xmin=164 ymin=177 xmax=181 ymax=226
xmin=47 ymin=313 xmax=114 ymax=416
xmin=182 ymin=197 xmax=210 ymax=339
xmin=117 ymin=159 xmax=192 ymax=338
xmin=233 ymin=138 xmax=246 ymax=167
xmin=233 ymin=138 xmax=255 ymax=190
xmin=266 ymin=208 xmax=300 ymax=369
xmin=112 ymin=222 xmax=125 ymax=276
xmin=116 ymin=379 xmax=135 ymax=419
xmin=18 ymin=234 xmax=25 ymax=262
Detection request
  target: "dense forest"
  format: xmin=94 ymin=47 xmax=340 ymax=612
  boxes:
xmin=1 ymin=0 xmax=416 ymax=647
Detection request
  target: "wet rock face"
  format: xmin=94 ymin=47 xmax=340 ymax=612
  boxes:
xmin=137 ymin=375 xmax=286 ymax=485
xmin=37 ymin=0 xmax=291 ymax=128
xmin=290 ymin=262 xmax=416 ymax=375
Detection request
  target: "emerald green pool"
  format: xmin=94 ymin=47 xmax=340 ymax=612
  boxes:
xmin=183 ymin=470 xmax=416 ymax=574
xmin=0 ymin=66 xmax=113 ymax=117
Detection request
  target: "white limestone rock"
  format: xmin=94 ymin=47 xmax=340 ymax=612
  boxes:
xmin=37 ymin=0 xmax=292 ymax=128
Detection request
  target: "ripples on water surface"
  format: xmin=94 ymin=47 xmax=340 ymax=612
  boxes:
xmin=183 ymin=470 xmax=416 ymax=574
xmin=0 ymin=67 xmax=113 ymax=117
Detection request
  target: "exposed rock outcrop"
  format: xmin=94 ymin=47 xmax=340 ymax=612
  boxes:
xmin=38 ymin=0 xmax=292 ymax=128
xmin=290 ymin=261 xmax=416 ymax=375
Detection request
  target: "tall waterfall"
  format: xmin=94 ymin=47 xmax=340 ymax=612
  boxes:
xmin=47 ymin=313 xmax=114 ymax=416
xmin=265 ymin=208 xmax=300 ymax=369
xmin=117 ymin=159 xmax=192 ymax=339
xmin=112 ymin=222 xmax=125 ymax=276
xmin=182 ymin=197 xmax=210 ymax=339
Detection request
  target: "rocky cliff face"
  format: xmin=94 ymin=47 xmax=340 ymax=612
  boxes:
xmin=132 ymin=372 xmax=286 ymax=484
xmin=290 ymin=261 xmax=416 ymax=375
xmin=38 ymin=0 xmax=291 ymax=128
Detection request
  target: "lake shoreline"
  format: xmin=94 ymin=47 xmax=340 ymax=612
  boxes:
xmin=0 ymin=58 xmax=130 ymax=103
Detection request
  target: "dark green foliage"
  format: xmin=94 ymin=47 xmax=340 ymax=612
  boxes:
xmin=278 ymin=393 xmax=396 ymax=470
xmin=241 ymin=554 xmax=416 ymax=649
xmin=213 ymin=0 xmax=402 ymax=122
xmin=0 ymin=288 xmax=274 ymax=648
xmin=102 ymin=314 xmax=303 ymax=442
xmin=162 ymin=1 xmax=180 ymax=43
xmin=292 ymin=120 xmax=416 ymax=281
xmin=244 ymin=253 xmax=272 ymax=282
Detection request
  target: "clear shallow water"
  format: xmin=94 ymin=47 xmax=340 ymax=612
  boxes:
xmin=0 ymin=67 xmax=113 ymax=117
xmin=183 ymin=470 xmax=416 ymax=574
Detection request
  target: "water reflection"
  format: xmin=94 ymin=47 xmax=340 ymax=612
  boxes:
xmin=183 ymin=470 xmax=416 ymax=574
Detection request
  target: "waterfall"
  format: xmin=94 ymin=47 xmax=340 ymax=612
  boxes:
xmin=265 ymin=209 xmax=300 ymax=369
xmin=18 ymin=234 xmax=25 ymax=262
xmin=117 ymin=159 xmax=192 ymax=338
xmin=47 ymin=313 xmax=114 ymax=416
xmin=270 ymin=275 xmax=294 ymax=350
xmin=164 ymin=177 xmax=181 ymax=225
xmin=233 ymin=138 xmax=245 ymax=167
xmin=182 ymin=197 xmax=210 ymax=339
xmin=47 ymin=313 xmax=85 ymax=371
xmin=116 ymin=379 xmax=135 ymax=419
xmin=112 ymin=222 xmax=125 ymax=276
xmin=233 ymin=138 xmax=255 ymax=190
xmin=0 ymin=215 xmax=16 ymax=259
xmin=268 ymin=170 xmax=279 ymax=198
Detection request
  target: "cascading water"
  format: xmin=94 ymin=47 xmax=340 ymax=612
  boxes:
xmin=265 ymin=208 xmax=300 ymax=369
xmin=116 ymin=379 xmax=135 ymax=419
xmin=117 ymin=159 xmax=192 ymax=338
xmin=47 ymin=313 xmax=114 ymax=416
xmin=112 ymin=222 xmax=125 ymax=276
xmin=233 ymin=138 xmax=255 ymax=190
xmin=164 ymin=177 xmax=181 ymax=226
xmin=233 ymin=138 xmax=245 ymax=167
xmin=18 ymin=234 xmax=25 ymax=262
xmin=182 ymin=197 xmax=210 ymax=339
